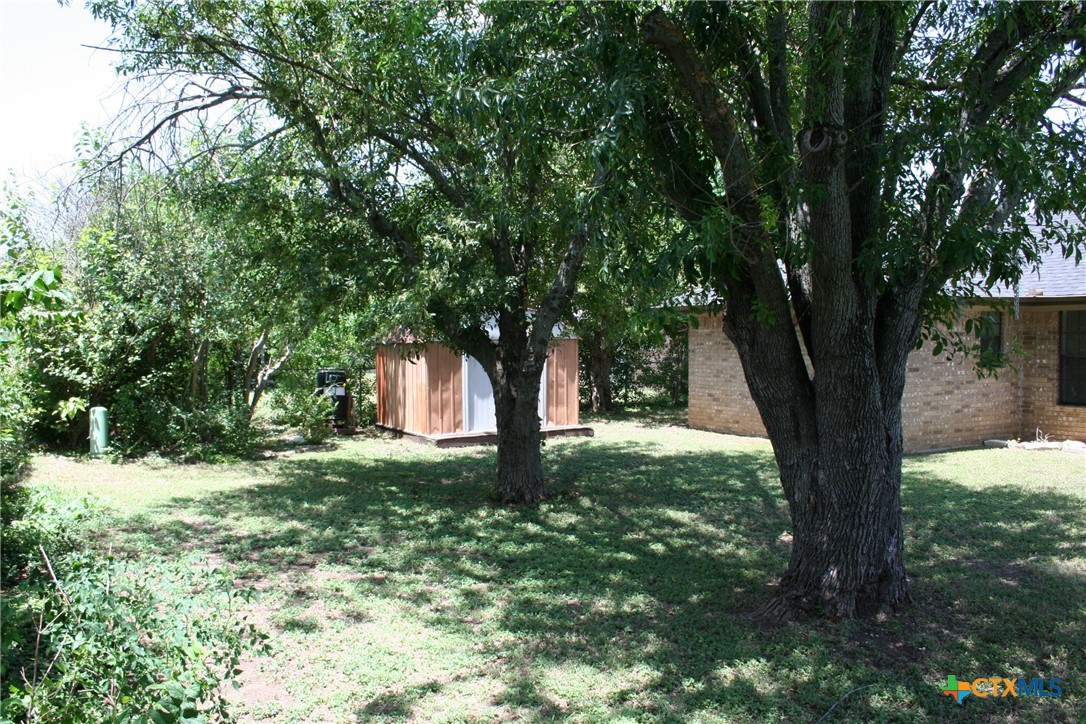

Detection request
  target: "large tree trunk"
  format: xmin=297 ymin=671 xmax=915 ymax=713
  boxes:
xmin=642 ymin=3 xmax=915 ymax=619
xmin=726 ymin=302 xmax=914 ymax=621
xmin=584 ymin=331 xmax=613 ymax=413
xmin=642 ymin=2 xmax=1082 ymax=620
xmin=748 ymin=2 xmax=909 ymax=620
xmin=762 ymin=393 xmax=909 ymax=620
xmin=457 ymin=313 xmax=552 ymax=506
xmin=492 ymin=367 xmax=546 ymax=505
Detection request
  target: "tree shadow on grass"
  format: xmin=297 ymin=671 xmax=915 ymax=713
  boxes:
xmin=358 ymin=681 xmax=444 ymax=718
xmin=581 ymin=400 xmax=688 ymax=428
xmin=115 ymin=439 xmax=1085 ymax=722
xmin=896 ymin=468 xmax=1085 ymax=708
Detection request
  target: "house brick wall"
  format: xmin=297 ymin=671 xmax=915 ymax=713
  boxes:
xmin=900 ymin=320 xmax=1020 ymax=451
xmin=688 ymin=314 xmax=767 ymax=438
xmin=688 ymin=308 xmax=1086 ymax=452
xmin=1019 ymin=307 xmax=1086 ymax=441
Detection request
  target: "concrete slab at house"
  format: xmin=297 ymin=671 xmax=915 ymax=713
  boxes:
xmin=376 ymin=337 xmax=592 ymax=447
xmin=687 ymin=248 xmax=1086 ymax=452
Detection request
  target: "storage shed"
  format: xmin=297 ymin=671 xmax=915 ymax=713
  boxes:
xmin=376 ymin=339 xmax=592 ymax=446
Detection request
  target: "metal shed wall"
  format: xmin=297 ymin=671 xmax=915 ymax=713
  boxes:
xmin=425 ymin=343 xmax=464 ymax=435
xmin=378 ymin=339 xmax=580 ymax=437
xmin=376 ymin=344 xmax=429 ymax=435
xmin=546 ymin=339 xmax=579 ymax=426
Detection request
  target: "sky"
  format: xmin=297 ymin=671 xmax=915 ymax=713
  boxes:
xmin=0 ymin=0 xmax=121 ymax=186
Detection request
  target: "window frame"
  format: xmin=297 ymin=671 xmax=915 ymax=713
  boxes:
xmin=978 ymin=310 xmax=1003 ymax=357
xmin=1058 ymin=310 xmax=1086 ymax=407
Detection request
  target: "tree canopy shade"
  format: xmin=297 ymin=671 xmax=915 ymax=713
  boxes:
xmin=91 ymin=0 xmax=1086 ymax=618
xmin=639 ymin=1 xmax=1086 ymax=619
xmin=92 ymin=1 xmax=646 ymax=503
xmin=12 ymin=152 xmax=351 ymax=454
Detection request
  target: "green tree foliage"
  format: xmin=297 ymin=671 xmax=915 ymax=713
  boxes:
xmin=1 ymin=184 xmax=72 ymax=480
xmin=17 ymin=146 xmax=363 ymax=458
xmin=2 ymin=187 xmax=264 ymax=722
xmin=573 ymin=249 xmax=693 ymax=412
xmin=280 ymin=308 xmax=390 ymax=427
xmin=636 ymin=1 xmax=1086 ymax=619
xmin=92 ymin=0 xmax=645 ymax=502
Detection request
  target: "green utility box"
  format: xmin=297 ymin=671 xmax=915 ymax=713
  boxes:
xmin=89 ymin=406 xmax=109 ymax=456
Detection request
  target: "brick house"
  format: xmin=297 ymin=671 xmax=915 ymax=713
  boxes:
xmin=687 ymin=249 xmax=1086 ymax=452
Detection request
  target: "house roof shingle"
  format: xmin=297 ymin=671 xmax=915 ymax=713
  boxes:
xmin=996 ymin=247 xmax=1086 ymax=299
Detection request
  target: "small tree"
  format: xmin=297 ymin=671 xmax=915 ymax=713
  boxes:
xmin=573 ymin=236 xmax=687 ymax=413
xmin=16 ymin=148 xmax=354 ymax=457
xmin=95 ymin=1 xmax=640 ymax=502
xmin=1 ymin=186 xmax=71 ymax=479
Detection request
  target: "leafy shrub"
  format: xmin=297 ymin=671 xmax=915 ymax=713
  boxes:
xmin=1 ymin=490 xmax=98 ymax=708
xmin=1 ymin=487 xmax=90 ymax=588
xmin=0 ymin=344 xmax=35 ymax=483
xmin=109 ymin=376 xmax=176 ymax=456
xmin=637 ymin=332 xmax=689 ymax=405
xmin=111 ymin=379 xmax=257 ymax=461
xmin=579 ymin=331 xmax=689 ymax=409
xmin=162 ymin=405 xmax=258 ymax=461
xmin=352 ymin=371 xmax=378 ymax=428
xmin=276 ymin=388 xmax=336 ymax=444
xmin=1 ymin=490 xmax=264 ymax=723
xmin=282 ymin=309 xmax=385 ymax=430
xmin=1 ymin=257 xmax=64 ymax=480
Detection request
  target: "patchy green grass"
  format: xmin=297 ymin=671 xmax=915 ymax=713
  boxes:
xmin=26 ymin=421 xmax=1085 ymax=722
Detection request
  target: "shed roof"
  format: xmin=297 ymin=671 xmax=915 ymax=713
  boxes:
xmin=381 ymin=316 xmax=572 ymax=346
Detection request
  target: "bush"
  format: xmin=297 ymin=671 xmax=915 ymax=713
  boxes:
xmin=579 ymin=331 xmax=689 ymax=410
xmin=1 ymin=344 xmax=35 ymax=483
xmin=0 ymin=489 xmax=264 ymax=723
xmin=276 ymin=387 xmax=336 ymax=444
xmin=111 ymin=379 xmax=257 ymax=461
xmin=161 ymin=404 xmax=257 ymax=461
xmin=352 ymin=371 xmax=378 ymax=428
xmin=1 ymin=487 xmax=90 ymax=589
xmin=637 ymin=332 xmax=688 ymax=405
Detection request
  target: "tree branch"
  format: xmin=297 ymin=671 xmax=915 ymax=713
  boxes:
xmin=767 ymin=2 xmax=795 ymax=152
xmin=1063 ymin=92 xmax=1086 ymax=108
xmin=103 ymin=86 xmax=260 ymax=171
xmin=801 ymin=1 xmax=855 ymax=324
xmin=890 ymin=77 xmax=956 ymax=92
xmin=844 ymin=3 xmax=899 ymax=268
xmin=373 ymin=131 xmax=468 ymax=207
xmin=916 ymin=5 xmax=1084 ymax=285
xmin=642 ymin=98 xmax=718 ymax=223
xmin=641 ymin=7 xmax=761 ymax=230
xmin=642 ymin=5 xmax=806 ymax=388
xmin=895 ymin=0 xmax=934 ymax=64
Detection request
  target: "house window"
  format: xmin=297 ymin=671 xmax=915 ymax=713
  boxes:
xmin=1060 ymin=311 xmax=1086 ymax=406
xmin=978 ymin=311 xmax=1002 ymax=356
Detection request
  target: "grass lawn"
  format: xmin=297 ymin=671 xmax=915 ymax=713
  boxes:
xmin=25 ymin=417 xmax=1086 ymax=722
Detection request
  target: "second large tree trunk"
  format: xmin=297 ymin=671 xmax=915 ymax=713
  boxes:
xmin=492 ymin=365 xmax=546 ymax=505
xmin=584 ymin=331 xmax=614 ymax=413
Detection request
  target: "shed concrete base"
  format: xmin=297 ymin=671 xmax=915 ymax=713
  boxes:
xmin=379 ymin=424 xmax=594 ymax=448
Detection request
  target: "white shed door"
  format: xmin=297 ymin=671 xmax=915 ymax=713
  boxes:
xmin=463 ymin=356 xmax=547 ymax=432
xmin=465 ymin=356 xmax=496 ymax=432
